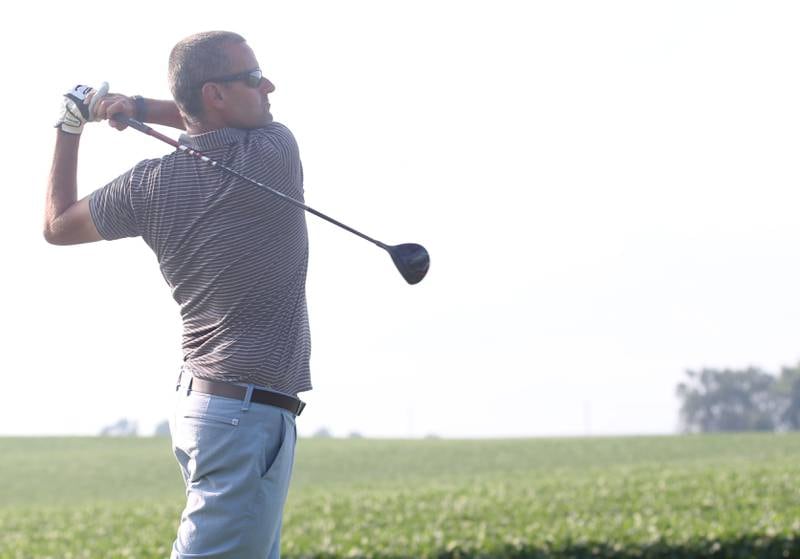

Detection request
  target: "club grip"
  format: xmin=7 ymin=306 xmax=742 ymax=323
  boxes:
xmin=111 ymin=112 xmax=151 ymax=133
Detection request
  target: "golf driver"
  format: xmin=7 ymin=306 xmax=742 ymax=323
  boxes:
xmin=112 ymin=114 xmax=430 ymax=285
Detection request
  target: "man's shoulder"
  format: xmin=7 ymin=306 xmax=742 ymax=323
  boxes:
xmin=248 ymin=122 xmax=296 ymax=142
xmin=244 ymin=122 xmax=300 ymax=158
xmin=131 ymin=156 xmax=166 ymax=178
xmin=100 ymin=157 xmax=162 ymax=187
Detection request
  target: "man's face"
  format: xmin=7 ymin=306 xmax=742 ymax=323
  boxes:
xmin=215 ymin=41 xmax=276 ymax=129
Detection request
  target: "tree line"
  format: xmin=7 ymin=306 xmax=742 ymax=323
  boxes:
xmin=676 ymin=364 xmax=800 ymax=432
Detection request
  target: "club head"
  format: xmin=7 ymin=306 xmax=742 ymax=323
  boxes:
xmin=387 ymin=243 xmax=430 ymax=285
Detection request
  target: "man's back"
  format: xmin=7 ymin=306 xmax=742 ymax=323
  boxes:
xmin=90 ymin=123 xmax=311 ymax=395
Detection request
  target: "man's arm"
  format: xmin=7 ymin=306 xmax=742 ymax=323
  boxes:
xmin=97 ymin=95 xmax=185 ymax=131
xmin=45 ymin=84 xmax=106 ymax=245
xmin=138 ymin=98 xmax=185 ymax=130
xmin=43 ymin=130 xmax=103 ymax=245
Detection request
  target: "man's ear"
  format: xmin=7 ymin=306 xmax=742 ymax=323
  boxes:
xmin=200 ymin=82 xmax=226 ymax=111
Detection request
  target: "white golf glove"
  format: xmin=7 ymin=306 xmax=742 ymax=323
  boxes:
xmin=54 ymin=82 xmax=109 ymax=134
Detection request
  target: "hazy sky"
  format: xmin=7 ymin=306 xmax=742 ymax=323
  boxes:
xmin=2 ymin=1 xmax=799 ymax=438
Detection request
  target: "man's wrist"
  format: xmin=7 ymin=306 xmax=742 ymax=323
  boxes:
xmin=131 ymin=95 xmax=147 ymax=122
xmin=56 ymin=127 xmax=82 ymax=139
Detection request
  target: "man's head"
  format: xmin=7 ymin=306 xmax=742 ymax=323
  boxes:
xmin=168 ymin=31 xmax=275 ymax=131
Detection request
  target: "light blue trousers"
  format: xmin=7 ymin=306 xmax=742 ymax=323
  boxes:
xmin=170 ymin=375 xmax=297 ymax=558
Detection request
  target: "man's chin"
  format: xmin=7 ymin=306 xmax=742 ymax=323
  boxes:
xmin=243 ymin=114 xmax=274 ymax=129
xmin=259 ymin=112 xmax=274 ymax=126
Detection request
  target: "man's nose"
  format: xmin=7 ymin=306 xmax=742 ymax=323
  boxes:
xmin=260 ymin=77 xmax=276 ymax=94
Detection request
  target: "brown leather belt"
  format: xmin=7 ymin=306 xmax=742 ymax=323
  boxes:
xmin=179 ymin=375 xmax=306 ymax=416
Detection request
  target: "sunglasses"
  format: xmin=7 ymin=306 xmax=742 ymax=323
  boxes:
xmin=202 ymin=69 xmax=264 ymax=88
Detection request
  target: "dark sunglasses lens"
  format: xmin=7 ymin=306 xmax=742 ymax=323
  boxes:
xmin=247 ymin=71 xmax=263 ymax=87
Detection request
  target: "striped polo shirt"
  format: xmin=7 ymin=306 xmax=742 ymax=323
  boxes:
xmin=89 ymin=123 xmax=311 ymax=396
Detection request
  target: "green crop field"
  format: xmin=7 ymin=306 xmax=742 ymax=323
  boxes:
xmin=1 ymin=434 xmax=799 ymax=558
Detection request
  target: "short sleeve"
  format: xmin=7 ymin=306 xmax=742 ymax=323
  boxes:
xmin=89 ymin=160 xmax=151 ymax=240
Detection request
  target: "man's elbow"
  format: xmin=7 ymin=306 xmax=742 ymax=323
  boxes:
xmin=43 ymin=220 xmax=78 ymax=245
xmin=43 ymin=219 xmax=104 ymax=245
xmin=43 ymin=225 xmax=67 ymax=245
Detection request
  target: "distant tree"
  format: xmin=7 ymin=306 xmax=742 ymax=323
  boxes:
xmin=99 ymin=418 xmax=139 ymax=437
xmin=775 ymin=364 xmax=800 ymax=430
xmin=154 ymin=420 xmax=171 ymax=437
xmin=348 ymin=431 xmax=363 ymax=439
xmin=313 ymin=427 xmax=333 ymax=438
xmin=676 ymin=368 xmax=778 ymax=433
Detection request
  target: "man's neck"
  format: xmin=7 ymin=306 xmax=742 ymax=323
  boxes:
xmin=185 ymin=114 xmax=227 ymax=135
xmin=185 ymin=123 xmax=221 ymax=135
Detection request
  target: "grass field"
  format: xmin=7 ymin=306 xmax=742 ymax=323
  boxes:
xmin=1 ymin=434 xmax=799 ymax=558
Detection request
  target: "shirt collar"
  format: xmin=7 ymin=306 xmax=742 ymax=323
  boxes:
xmin=178 ymin=128 xmax=249 ymax=151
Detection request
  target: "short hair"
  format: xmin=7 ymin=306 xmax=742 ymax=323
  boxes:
xmin=168 ymin=31 xmax=246 ymax=120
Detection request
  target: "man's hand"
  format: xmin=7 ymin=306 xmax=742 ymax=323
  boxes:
xmin=92 ymin=93 xmax=137 ymax=131
xmin=54 ymin=82 xmax=109 ymax=134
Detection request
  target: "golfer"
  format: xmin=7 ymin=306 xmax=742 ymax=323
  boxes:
xmin=45 ymin=31 xmax=311 ymax=558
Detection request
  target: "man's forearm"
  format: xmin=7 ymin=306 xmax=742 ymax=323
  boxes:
xmin=44 ymin=131 xmax=80 ymax=239
xmin=142 ymin=99 xmax=185 ymax=130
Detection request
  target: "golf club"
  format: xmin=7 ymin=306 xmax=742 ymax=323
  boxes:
xmin=111 ymin=114 xmax=430 ymax=285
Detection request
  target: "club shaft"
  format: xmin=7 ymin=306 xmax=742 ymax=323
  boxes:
xmin=116 ymin=115 xmax=389 ymax=251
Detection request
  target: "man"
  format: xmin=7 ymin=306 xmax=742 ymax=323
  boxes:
xmin=45 ymin=31 xmax=311 ymax=558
